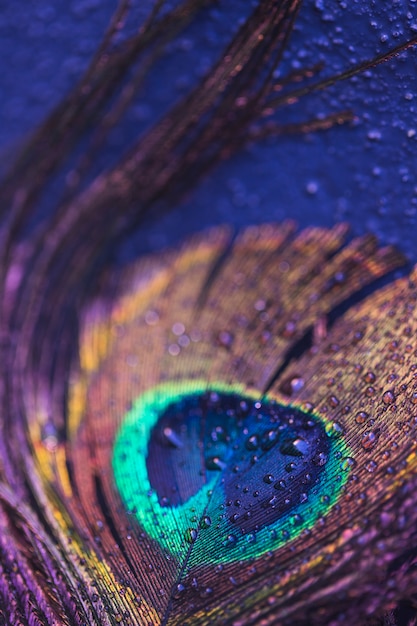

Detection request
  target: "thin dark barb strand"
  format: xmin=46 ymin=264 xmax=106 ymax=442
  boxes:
xmin=265 ymin=35 xmax=417 ymax=110
xmin=248 ymin=110 xmax=355 ymax=142
xmin=0 ymin=1 xmax=417 ymax=624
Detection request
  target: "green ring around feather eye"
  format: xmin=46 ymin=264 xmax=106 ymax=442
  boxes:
xmin=112 ymin=380 xmax=351 ymax=565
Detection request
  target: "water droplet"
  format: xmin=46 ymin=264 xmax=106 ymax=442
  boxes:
xmin=205 ymin=456 xmax=227 ymax=471
xmin=379 ymin=512 xmax=395 ymax=528
xmin=254 ymin=299 xmax=266 ymax=311
xmin=200 ymin=516 xmax=211 ymax=529
xmin=172 ymin=322 xmax=185 ymax=336
xmin=291 ymin=513 xmax=303 ymax=526
xmin=222 ymin=534 xmax=237 ymax=548
xmin=382 ymin=390 xmax=396 ymax=405
xmin=367 ymin=129 xmax=382 ymax=141
xmin=217 ymin=331 xmax=234 ymax=349
xmin=261 ymin=430 xmax=279 ymax=450
xmin=267 ymin=495 xmax=279 ymax=507
xmin=364 ymin=372 xmax=376 ymax=383
xmin=263 ymin=474 xmax=274 ymax=484
xmin=302 ymin=402 xmax=314 ymax=413
xmin=356 ymin=492 xmax=367 ymax=506
xmin=365 ymin=460 xmax=378 ymax=473
xmin=163 ymin=427 xmax=183 ymax=449
xmin=291 ymin=377 xmax=305 ymax=393
xmin=210 ymin=425 xmax=227 ymax=442
xmin=185 ymin=528 xmax=198 ymax=544
xmin=306 ymin=181 xmax=319 ymax=195
xmin=174 ymin=583 xmax=185 ymax=597
xmin=280 ymin=437 xmax=309 ymax=456
xmin=325 ymin=421 xmax=344 ymax=438
xmin=145 ymin=310 xmax=159 ymax=326
xmin=340 ymin=457 xmax=356 ymax=471
xmin=361 ymin=431 xmax=378 ymax=450
xmin=328 ymin=395 xmax=339 ymax=408
xmin=302 ymin=473 xmax=312 ymax=484
xmin=274 ymin=479 xmax=286 ymax=490
xmin=313 ymin=451 xmax=328 ymax=466
xmin=168 ymin=344 xmax=180 ymax=356
xmin=355 ymin=411 xmax=369 ymax=425
xmin=279 ymin=375 xmax=305 ymax=396
xmin=282 ymin=320 xmax=297 ymax=338
xmin=245 ymin=434 xmax=259 ymax=450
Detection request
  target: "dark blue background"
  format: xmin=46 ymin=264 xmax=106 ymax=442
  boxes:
xmin=1 ymin=1 xmax=417 ymax=262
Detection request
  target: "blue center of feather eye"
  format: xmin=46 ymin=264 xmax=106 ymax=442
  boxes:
xmin=113 ymin=381 xmax=350 ymax=564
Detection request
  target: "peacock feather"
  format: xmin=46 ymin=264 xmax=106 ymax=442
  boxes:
xmin=1 ymin=1 xmax=417 ymax=625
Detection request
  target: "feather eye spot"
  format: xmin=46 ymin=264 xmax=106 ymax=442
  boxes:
xmin=113 ymin=381 xmax=350 ymax=564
